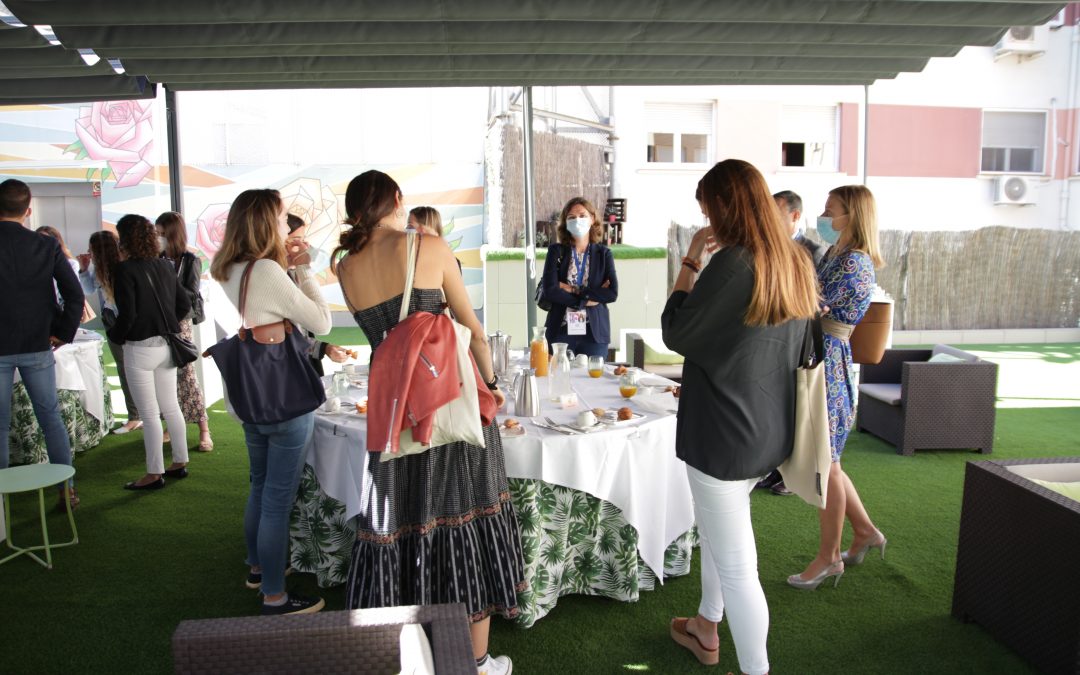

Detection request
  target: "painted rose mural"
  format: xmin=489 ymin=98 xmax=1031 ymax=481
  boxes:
xmin=279 ymin=177 xmax=344 ymax=276
xmin=65 ymin=100 xmax=155 ymax=188
xmin=194 ymin=202 xmax=231 ymax=257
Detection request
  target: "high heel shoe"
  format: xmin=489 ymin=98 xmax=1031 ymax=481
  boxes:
xmin=787 ymin=561 xmax=844 ymax=590
xmin=841 ymin=531 xmax=887 ymax=566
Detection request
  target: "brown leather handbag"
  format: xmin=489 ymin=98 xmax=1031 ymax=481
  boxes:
xmin=850 ymin=301 xmax=894 ymax=365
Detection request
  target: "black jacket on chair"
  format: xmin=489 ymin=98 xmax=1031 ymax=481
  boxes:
xmin=107 ymin=258 xmax=191 ymax=345
xmin=0 ymin=220 xmax=84 ymax=356
xmin=662 ymin=246 xmax=806 ymax=481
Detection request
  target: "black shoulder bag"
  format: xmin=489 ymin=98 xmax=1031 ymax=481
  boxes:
xmin=143 ymin=268 xmax=199 ymax=368
xmin=534 ymin=246 xmax=565 ymax=312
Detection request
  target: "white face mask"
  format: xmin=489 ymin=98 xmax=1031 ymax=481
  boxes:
xmin=158 ymin=236 xmax=168 ymax=252
xmin=566 ymin=216 xmax=591 ymax=239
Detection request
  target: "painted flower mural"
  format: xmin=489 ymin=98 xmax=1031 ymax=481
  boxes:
xmin=194 ymin=202 xmax=231 ymax=257
xmin=279 ymin=177 xmax=345 ymax=276
xmin=66 ymin=100 xmax=155 ymax=188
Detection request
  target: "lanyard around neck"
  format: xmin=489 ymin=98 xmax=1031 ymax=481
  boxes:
xmin=572 ymin=245 xmax=588 ymax=286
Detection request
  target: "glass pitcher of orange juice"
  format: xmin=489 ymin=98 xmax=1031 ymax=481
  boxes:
xmin=529 ymin=326 xmax=549 ymax=377
xmin=619 ymin=368 xmax=640 ymax=398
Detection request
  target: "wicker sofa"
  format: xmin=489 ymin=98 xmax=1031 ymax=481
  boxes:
xmin=172 ymin=604 xmax=475 ymax=674
xmin=952 ymin=458 xmax=1080 ymax=675
xmin=856 ymin=345 xmax=998 ymax=456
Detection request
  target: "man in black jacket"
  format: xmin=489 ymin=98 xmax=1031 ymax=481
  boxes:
xmin=0 ymin=180 xmax=84 ymax=499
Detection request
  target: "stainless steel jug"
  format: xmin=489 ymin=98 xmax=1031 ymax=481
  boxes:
xmin=488 ymin=331 xmax=512 ymax=377
xmin=514 ymin=368 xmax=541 ymax=418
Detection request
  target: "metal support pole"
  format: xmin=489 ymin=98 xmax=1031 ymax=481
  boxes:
xmin=165 ymin=85 xmax=184 ymax=213
xmin=862 ymin=84 xmax=870 ymax=185
xmin=522 ymin=86 xmax=538 ymax=338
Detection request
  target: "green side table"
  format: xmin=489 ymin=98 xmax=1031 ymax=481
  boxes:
xmin=0 ymin=464 xmax=79 ymax=569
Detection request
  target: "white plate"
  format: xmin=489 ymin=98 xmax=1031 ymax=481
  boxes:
xmin=596 ymin=411 xmax=646 ymax=425
xmin=640 ymin=376 xmax=674 ymax=388
xmin=634 ymin=393 xmax=679 ymax=415
xmin=499 ymin=424 xmax=526 ymax=438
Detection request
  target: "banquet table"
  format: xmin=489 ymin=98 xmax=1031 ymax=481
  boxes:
xmin=289 ymin=360 xmax=697 ymax=627
xmin=7 ymin=329 xmax=113 ymax=466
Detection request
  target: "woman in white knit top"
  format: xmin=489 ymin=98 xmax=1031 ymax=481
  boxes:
xmin=210 ymin=189 xmax=331 ymax=616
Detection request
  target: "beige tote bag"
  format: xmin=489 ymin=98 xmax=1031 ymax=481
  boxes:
xmin=779 ymin=318 xmax=832 ymax=509
xmin=379 ymin=231 xmax=486 ymax=462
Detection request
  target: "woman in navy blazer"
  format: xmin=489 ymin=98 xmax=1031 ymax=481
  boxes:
xmin=541 ymin=197 xmax=618 ymax=358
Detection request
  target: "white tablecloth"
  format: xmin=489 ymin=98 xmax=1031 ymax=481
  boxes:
xmin=13 ymin=329 xmax=105 ymax=424
xmin=306 ymin=362 xmax=694 ymax=579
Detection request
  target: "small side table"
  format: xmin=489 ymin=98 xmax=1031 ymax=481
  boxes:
xmin=0 ymin=464 xmax=78 ymax=569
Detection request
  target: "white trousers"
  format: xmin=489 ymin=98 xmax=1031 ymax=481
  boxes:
xmin=687 ymin=465 xmax=770 ymax=675
xmin=123 ymin=340 xmax=188 ymax=474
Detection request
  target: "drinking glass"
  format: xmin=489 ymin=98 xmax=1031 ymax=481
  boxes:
xmin=618 ymin=368 xmax=640 ymax=398
xmin=588 ymin=356 xmax=604 ymax=378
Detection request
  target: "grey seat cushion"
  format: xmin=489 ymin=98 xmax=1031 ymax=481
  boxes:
xmin=859 ymin=383 xmax=903 ymax=406
xmin=931 ymin=344 xmax=979 ymax=362
xmin=643 ymin=363 xmax=683 ymax=381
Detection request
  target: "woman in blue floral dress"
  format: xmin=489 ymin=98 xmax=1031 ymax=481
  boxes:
xmin=789 ymin=185 xmax=888 ymax=590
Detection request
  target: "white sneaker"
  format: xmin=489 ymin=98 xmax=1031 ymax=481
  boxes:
xmin=478 ymin=655 xmax=512 ymax=675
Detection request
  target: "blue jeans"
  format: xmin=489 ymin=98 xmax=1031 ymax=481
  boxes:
xmin=242 ymin=412 xmax=315 ymax=597
xmin=0 ymin=350 xmax=73 ymax=472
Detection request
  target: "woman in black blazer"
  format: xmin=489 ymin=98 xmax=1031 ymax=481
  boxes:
xmin=107 ymin=214 xmax=191 ymax=490
xmin=540 ymin=197 xmax=618 ymax=358
xmin=662 ymin=160 xmax=819 ymax=674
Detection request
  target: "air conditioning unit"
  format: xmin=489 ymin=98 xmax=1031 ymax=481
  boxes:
xmin=994 ymin=176 xmax=1036 ymax=205
xmin=994 ymin=26 xmax=1047 ymax=59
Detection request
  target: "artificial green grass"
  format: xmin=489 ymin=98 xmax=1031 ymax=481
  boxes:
xmin=2 ymin=347 xmax=1078 ymax=674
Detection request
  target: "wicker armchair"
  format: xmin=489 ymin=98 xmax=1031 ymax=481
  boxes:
xmin=856 ymin=345 xmax=998 ymax=456
xmin=952 ymin=458 xmax=1080 ymax=675
xmin=172 ymin=604 xmax=475 ymax=674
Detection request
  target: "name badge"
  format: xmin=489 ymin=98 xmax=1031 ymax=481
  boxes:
xmin=566 ymin=309 xmax=587 ymax=336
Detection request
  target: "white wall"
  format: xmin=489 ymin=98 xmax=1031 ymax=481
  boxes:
xmin=608 ymin=23 xmax=1080 ymax=246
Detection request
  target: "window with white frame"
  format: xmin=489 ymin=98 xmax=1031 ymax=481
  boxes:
xmin=780 ymin=105 xmax=838 ymax=169
xmin=645 ymin=102 xmax=713 ymax=165
xmin=981 ymin=110 xmax=1046 ymax=174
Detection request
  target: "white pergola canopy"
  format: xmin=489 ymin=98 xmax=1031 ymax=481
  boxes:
xmin=0 ymin=0 xmax=1067 ymax=103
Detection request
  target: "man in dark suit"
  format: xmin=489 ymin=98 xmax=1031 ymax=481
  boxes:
xmin=755 ymin=190 xmax=826 ymax=497
xmin=0 ymin=179 xmax=84 ymax=505
xmin=774 ymin=190 xmax=826 ymax=267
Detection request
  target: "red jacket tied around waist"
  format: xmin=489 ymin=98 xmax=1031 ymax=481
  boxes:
xmin=366 ymin=311 xmax=497 ymax=454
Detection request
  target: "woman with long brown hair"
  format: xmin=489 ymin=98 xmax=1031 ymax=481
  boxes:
xmin=663 ymin=159 xmax=818 ymax=674
xmin=77 ymin=230 xmax=141 ymax=434
xmin=107 ymin=214 xmax=191 ymax=490
xmin=155 ymin=212 xmax=213 ymax=452
xmin=334 ymin=170 xmax=524 ymax=675
xmin=211 ymin=189 xmax=331 ymax=616
xmin=789 ymin=185 xmax=887 ymax=590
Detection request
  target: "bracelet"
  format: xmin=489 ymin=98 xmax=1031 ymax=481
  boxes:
xmin=681 ymin=256 xmax=701 ymax=272
xmin=485 ymin=376 xmax=499 ymax=391
xmin=681 ymin=259 xmax=701 ymax=273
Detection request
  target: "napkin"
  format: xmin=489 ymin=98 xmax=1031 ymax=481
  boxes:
xmin=634 ymin=393 xmax=679 ymax=415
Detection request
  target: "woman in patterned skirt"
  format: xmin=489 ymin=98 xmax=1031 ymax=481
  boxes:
xmin=334 ymin=171 xmax=525 ymax=675
xmin=156 ymin=212 xmax=213 ymax=452
xmin=789 ymin=185 xmax=888 ymax=590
